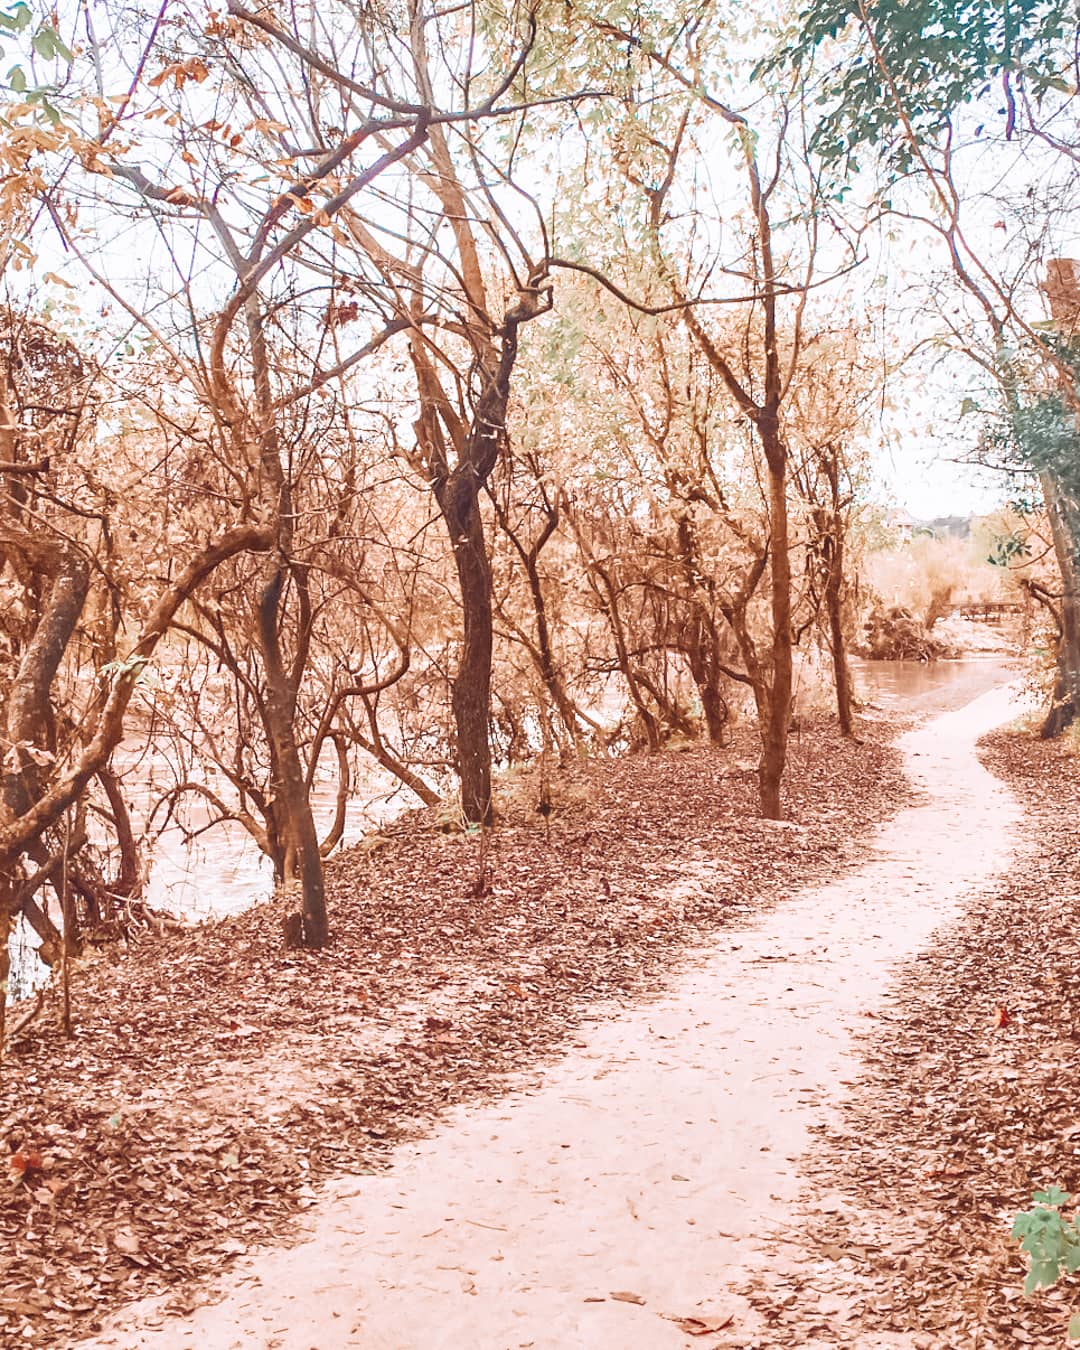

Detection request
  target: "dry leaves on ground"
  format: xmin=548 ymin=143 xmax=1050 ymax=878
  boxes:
xmin=1 ymin=720 xmax=903 ymax=1348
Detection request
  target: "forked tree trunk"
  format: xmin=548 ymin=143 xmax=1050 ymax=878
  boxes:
xmin=419 ymin=288 xmax=548 ymax=825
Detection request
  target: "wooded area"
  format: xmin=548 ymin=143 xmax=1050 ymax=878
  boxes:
xmin=2 ymin=0 xmax=1080 ymax=1344
xmin=0 ymin=0 xmax=1074 ymax=992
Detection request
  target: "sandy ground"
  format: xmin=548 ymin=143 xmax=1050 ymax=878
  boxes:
xmin=83 ymin=685 xmax=1023 ymax=1350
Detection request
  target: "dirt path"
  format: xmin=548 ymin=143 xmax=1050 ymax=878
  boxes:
xmin=85 ymin=686 xmax=1023 ymax=1350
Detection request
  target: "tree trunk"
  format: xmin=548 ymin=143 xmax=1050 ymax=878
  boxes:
xmin=437 ymin=477 xmax=495 ymax=825
xmin=1040 ymin=471 xmax=1080 ymax=738
xmin=1038 ymin=261 xmax=1080 ymax=737
xmin=422 ymin=294 xmax=547 ymax=823
xmin=823 ymin=527 xmax=854 ymax=736
xmin=520 ymin=543 xmax=584 ymax=753
xmin=686 ymin=618 xmax=729 ymax=743
xmin=0 ymin=891 xmax=11 ymax=1074
xmin=675 ymin=516 xmax=728 ymax=743
xmin=2 ymin=547 xmax=90 ymax=820
xmin=97 ymin=768 xmax=143 ymax=901
xmin=759 ymin=453 xmax=793 ymax=819
xmin=257 ymin=566 xmax=328 ymax=947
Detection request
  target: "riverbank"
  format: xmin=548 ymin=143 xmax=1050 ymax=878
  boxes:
xmin=725 ymin=719 xmax=1080 ymax=1347
xmin=1 ymin=718 xmax=906 ymax=1347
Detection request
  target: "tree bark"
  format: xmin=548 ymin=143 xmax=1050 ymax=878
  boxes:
xmin=1040 ymin=471 xmax=1080 ymax=738
xmin=436 ymin=474 xmax=495 ymax=824
xmin=1038 ymin=260 xmax=1080 ymax=737
xmin=421 ymin=286 xmax=549 ymax=824
xmin=759 ymin=451 xmax=793 ymax=819
xmin=685 ymin=616 xmax=729 ymax=743
xmin=0 ymin=890 xmax=11 ymax=1077
xmin=675 ymin=515 xmax=728 ymax=743
xmin=257 ymin=566 xmax=329 ymax=946
xmin=823 ymin=523 xmax=854 ymax=736
xmin=492 ymin=487 xmax=585 ymax=754
xmin=0 ymin=524 xmax=273 ymax=869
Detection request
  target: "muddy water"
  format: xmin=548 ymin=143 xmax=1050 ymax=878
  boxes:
xmin=852 ymin=655 xmax=1016 ymax=717
xmin=90 ymin=681 xmax=1023 ymax=1350
xmin=136 ymin=772 xmax=406 ymax=922
xmin=6 ymin=768 xmax=411 ymax=998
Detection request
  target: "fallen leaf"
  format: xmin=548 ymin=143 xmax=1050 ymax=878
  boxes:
xmin=671 ymin=1314 xmax=736 ymax=1335
xmin=609 ymin=1290 xmax=646 ymax=1305
xmin=8 ymin=1151 xmax=44 ymax=1179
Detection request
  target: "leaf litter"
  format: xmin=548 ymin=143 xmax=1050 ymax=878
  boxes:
xmin=1 ymin=720 xmax=905 ymax=1347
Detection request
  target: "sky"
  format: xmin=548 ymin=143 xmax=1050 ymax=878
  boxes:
xmin=878 ymin=441 xmax=1005 ymax=521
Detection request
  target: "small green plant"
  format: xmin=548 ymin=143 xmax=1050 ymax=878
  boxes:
xmin=1012 ymin=1188 xmax=1080 ymax=1339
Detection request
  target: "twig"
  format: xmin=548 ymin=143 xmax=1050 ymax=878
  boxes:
xmin=61 ymin=810 xmax=73 ymax=1037
xmin=3 ymin=988 xmax=45 ymax=1046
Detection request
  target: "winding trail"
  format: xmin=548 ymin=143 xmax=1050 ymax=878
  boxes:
xmin=90 ymin=685 xmax=1023 ymax=1350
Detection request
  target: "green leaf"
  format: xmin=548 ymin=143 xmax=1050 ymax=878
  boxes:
xmin=100 ymin=654 xmax=149 ymax=680
xmin=31 ymin=26 xmax=54 ymax=58
xmin=1026 ymin=1258 xmax=1062 ymax=1294
xmin=7 ymin=61 xmax=24 ymax=93
xmin=30 ymin=24 xmax=71 ymax=62
xmin=24 ymin=87 xmax=60 ymax=123
xmin=1035 ymin=1188 xmax=1072 ymax=1207
xmin=1068 ymin=1312 xmax=1080 ymax=1340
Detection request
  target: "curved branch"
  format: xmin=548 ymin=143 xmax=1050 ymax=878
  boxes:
xmin=0 ymin=525 xmax=274 ymax=867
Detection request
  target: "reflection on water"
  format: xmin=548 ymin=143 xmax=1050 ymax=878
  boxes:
xmin=140 ymin=778 xmax=404 ymax=922
xmin=7 ymin=765 xmax=422 ymax=997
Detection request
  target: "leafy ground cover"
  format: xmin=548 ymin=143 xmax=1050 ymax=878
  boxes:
xmin=1 ymin=720 xmax=904 ymax=1348
xmin=734 ymin=725 xmax=1080 ymax=1347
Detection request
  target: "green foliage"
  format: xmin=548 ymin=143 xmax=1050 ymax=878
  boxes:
xmin=0 ymin=2 xmax=72 ymax=122
xmin=768 ymin=0 xmax=1076 ymax=170
xmin=980 ymin=388 xmax=1080 ymax=496
xmin=0 ymin=2 xmax=31 ymax=34
xmin=1012 ymin=1189 xmax=1080 ymax=1316
xmin=99 ymin=654 xmax=150 ymax=684
xmin=1006 ymin=494 xmax=1044 ymax=517
xmin=986 ymin=528 xmax=1032 ymax=567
